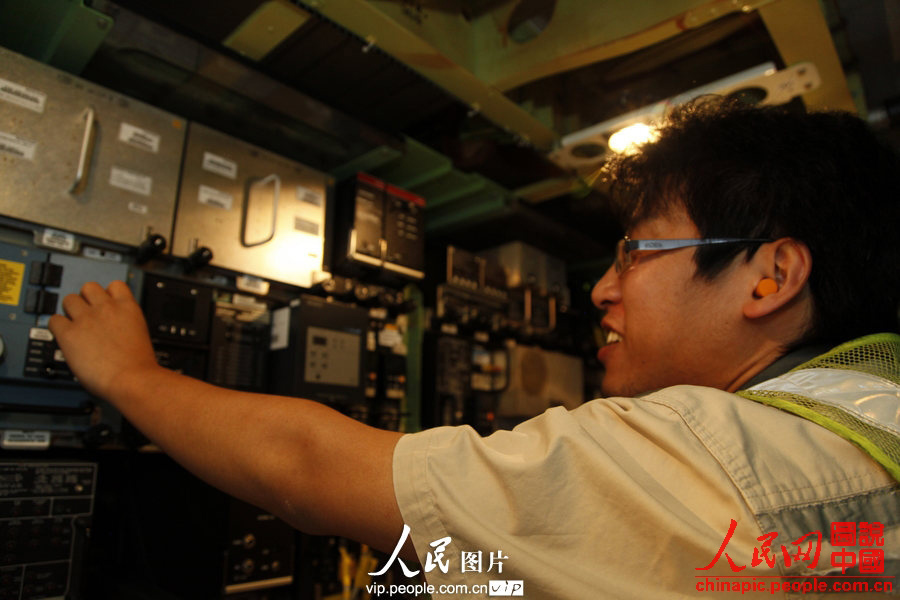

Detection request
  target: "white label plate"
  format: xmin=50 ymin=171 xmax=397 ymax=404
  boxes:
xmin=109 ymin=167 xmax=153 ymax=196
xmin=0 ymin=130 xmax=36 ymax=160
xmin=118 ymin=122 xmax=161 ymax=153
xmin=40 ymin=229 xmax=76 ymax=252
xmin=202 ymin=151 xmax=238 ymax=179
xmin=0 ymin=77 xmax=46 ymax=112
xmin=198 ymin=184 xmax=234 ymax=210
xmin=1 ymin=430 xmax=52 ymax=450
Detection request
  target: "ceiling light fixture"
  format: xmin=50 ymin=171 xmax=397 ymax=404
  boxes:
xmin=549 ymin=61 xmax=821 ymax=170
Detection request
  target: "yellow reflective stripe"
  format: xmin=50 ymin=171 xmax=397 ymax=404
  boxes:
xmin=737 ymin=389 xmax=900 ymax=481
xmin=739 ymin=333 xmax=900 ymax=482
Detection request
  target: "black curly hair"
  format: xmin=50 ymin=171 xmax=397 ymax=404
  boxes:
xmin=605 ymin=96 xmax=900 ymax=345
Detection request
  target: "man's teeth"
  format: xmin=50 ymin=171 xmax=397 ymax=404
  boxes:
xmin=606 ymin=331 xmax=622 ymax=344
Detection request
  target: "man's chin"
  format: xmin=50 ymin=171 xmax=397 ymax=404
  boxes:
xmin=599 ymin=376 xmax=626 ymax=398
xmin=600 ymin=372 xmax=653 ymax=398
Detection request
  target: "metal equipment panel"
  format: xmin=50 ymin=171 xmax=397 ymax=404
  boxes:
xmin=0 ymin=461 xmax=97 ymax=600
xmin=0 ymin=241 xmax=130 ymax=386
xmin=383 ymin=183 xmax=425 ymax=278
xmin=171 ymin=122 xmax=330 ymax=287
xmin=0 ymin=241 xmax=134 ymax=442
xmin=269 ymin=295 xmax=368 ymax=406
xmin=0 ymin=47 xmax=186 ymax=247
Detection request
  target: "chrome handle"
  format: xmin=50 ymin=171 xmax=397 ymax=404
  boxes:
xmin=241 ymin=173 xmax=280 ymax=247
xmin=69 ymin=106 xmax=96 ymax=194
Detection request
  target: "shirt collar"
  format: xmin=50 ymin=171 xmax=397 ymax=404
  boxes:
xmin=739 ymin=344 xmax=833 ymax=390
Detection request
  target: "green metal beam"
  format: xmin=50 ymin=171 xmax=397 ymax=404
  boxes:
xmin=298 ymin=0 xmax=557 ymax=149
xmin=0 ymin=0 xmax=113 ymax=73
xmin=424 ymin=181 xmax=512 ymax=234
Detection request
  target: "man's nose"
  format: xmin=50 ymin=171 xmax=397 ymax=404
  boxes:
xmin=591 ymin=265 xmax=621 ymax=309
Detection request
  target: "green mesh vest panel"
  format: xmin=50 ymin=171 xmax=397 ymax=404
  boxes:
xmin=737 ymin=333 xmax=900 ymax=481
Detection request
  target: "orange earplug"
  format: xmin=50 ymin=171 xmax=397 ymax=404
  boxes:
xmin=755 ymin=278 xmax=778 ymax=298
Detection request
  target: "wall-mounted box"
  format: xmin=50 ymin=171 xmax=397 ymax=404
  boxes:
xmin=0 ymin=46 xmax=185 ymax=247
xmin=170 ymin=122 xmax=330 ymax=287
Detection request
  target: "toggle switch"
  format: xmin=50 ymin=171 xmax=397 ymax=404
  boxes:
xmin=25 ymin=289 xmax=59 ymax=315
xmin=29 ymin=262 xmax=63 ymax=287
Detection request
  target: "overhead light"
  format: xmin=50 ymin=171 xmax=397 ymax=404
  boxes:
xmin=607 ymin=123 xmax=659 ymax=154
xmin=549 ymin=61 xmax=821 ymax=171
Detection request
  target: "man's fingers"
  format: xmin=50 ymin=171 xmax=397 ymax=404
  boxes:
xmin=47 ymin=313 xmax=71 ymax=336
xmin=59 ymin=281 xmax=127 ymax=319
xmin=106 ymin=280 xmax=134 ymax=302
xmin=79 ymin=281 xmax=109 ymax=305
xmin=61 ymin=292 xmax=89 ymax=319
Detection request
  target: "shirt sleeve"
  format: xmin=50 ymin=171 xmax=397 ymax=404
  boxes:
xmin=392 ymin=391 xmax=761 ymax=599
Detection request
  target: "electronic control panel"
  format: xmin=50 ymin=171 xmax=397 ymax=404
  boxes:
xmin=208 ymin=293 xmax=271 ymax=392
xmin=224 ymin=500 xmax=294 ymax=595
xmin=141 ymin=273 xmax=213 ymax=382
xmin=0 ymin=461 xmax=97 ymax=600
xmin=345 ymin=174 xmax=384 ymax=265
xmin=0 ymin=242 xmax=130 ymax=385
xmin=0 ymin=240 xmax=133 ymax=443
xmin=270 ymin=295 xmax=368 ymax=406
xmin=334 ymin=173 xmax=425 ymax=279
xmin=304 ymin=326 xmax=361 ymax=388
xmin=382 ymin=183 xmax=425 ymax=278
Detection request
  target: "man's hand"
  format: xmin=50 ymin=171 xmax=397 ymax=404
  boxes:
xmin=48 ymin=280 xmax=160 ymax=399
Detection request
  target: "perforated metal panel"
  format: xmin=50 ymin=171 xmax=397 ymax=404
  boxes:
xmin=0 ymin=47 xmax=186 ymax=247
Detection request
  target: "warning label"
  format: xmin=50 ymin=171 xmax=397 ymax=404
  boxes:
xmin=0 ymin=259 xmax=25 ymax=306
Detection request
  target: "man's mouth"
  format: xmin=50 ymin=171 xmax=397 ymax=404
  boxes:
xmin=605 ymin=330 xmax=622 ymax=344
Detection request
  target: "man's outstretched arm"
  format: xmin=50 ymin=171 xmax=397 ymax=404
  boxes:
xmin=48 ymin=281 xmax=408 ymax=556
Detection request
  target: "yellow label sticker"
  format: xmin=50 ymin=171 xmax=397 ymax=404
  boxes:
xmin=0 ymin=258 xmax=26 ymax=306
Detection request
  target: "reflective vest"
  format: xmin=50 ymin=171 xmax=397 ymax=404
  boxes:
xmin=738 ymin=333 xmax=900 ymax=481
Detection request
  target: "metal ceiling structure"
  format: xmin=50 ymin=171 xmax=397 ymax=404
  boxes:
xmin=301 ymin=0 xmax=855 ymax=146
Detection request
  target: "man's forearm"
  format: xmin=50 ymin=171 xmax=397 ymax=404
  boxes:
xmin=105 ymin=364 xmax=405 ymax=550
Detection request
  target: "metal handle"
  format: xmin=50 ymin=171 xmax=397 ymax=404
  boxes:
xmin=69 ymin=106 xmax=96 ymax=194
xmin=241 ymin=173 xmax=280 ymax=247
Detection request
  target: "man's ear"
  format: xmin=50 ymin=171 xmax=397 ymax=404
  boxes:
xmin=743 ymin=238 xmax=812 ymax=319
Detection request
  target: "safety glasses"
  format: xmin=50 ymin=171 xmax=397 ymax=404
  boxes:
xmin=615 ymin=236 xmax=772 ymax=274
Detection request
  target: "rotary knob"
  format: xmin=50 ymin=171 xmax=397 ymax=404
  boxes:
xmin=241 ymin=559 xmax=255 ymax=575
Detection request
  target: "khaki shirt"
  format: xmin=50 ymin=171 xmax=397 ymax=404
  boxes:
xmin=393 ymin=385 xmax=899 ymax=599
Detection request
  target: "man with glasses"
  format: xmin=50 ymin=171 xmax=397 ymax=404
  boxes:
xmin=50 ymin=98 xmax=899 ymax=598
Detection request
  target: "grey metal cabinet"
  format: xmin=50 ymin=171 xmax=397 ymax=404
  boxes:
xmin=171 ymin=122 xmax=330 ymax=287
xmin=0 ymin=46 xmax=185 ymax=247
